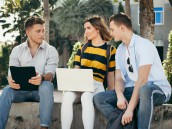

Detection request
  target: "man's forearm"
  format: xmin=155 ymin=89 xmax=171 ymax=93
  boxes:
xmin=127 ymin=79 xmax=147 ymax=111
xmin=115 ymin=80 xmax=125 ymax=98
xmin=127 ymin=65 xmax=151 ymax=112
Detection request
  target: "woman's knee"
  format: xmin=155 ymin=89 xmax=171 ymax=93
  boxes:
xmin=81 ymin=92 xmax=93 ymax=103
xmin=62 ymin=92 xmax=77 ymax=104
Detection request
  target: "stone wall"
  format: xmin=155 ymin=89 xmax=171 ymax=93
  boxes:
xmin=6 ymin=102 xmax=108 ymax=129
xmin=1 ymin=91 xmax=172 ymax=129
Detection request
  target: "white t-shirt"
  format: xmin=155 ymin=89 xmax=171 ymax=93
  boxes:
xmin=116 ymin=33 xmax=171 ymax=102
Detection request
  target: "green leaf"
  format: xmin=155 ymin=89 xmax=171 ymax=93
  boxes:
xmin=1 ymin=23 xmax=11 ymax=29
xmin=3 ymin=28 xmax=15 ymax=36
xmin=0 ymin=20 xmax=6 ymax=23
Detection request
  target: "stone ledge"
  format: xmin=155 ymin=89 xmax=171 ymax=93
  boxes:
xmin=0 ymin=90 xmax=172 ymax=129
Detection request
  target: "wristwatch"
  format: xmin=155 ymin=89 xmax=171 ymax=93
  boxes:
xmin=41 ymin=75 xmax=45 ymax=82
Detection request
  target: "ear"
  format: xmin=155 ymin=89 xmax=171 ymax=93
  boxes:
xmin=25 ymin=29 xmax=29 ymax=36
xmin=96 ymin=29 xmax=99 ymax=33
xmin=120 ymin=24 xmax=126 ymax=32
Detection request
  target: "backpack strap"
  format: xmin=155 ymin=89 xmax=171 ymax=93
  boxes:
xmin=81 ymin=42 xmax=90 ymax=55
xmin=104 ymin=44 xmax=111 ymax=89
xmin=106 ymin=44 xmax=111 ymax=72
xmin=80 ymin=42 xmax=90 ymax=64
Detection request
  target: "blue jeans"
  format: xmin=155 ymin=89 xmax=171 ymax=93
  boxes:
xmin=0 ymin=81 xmax=54 ymax=129
xmin=93 ymin=84 xmax=166 ymax=129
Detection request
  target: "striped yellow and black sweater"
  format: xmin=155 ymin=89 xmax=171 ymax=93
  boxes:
xmin=74 ymin=42 xmax=116 ymax=83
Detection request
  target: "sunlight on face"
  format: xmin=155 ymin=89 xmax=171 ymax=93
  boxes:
xmin=84 ymin=22 xmax=99 ymax=41
xmin=26 ymin=24 xmax=45 ymax=44
xmin=110 ymin=21 xmax=122 ymax=42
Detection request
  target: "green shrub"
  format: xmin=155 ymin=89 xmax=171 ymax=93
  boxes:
xmin=163 ymin=30 xmax=172 ymax=103
xmin=0 ymin=43 xmax=13 ymax=88
xmin=118 ymin=2 xmax=125 ymax=13
xmin=163 ymin=31 xmax=172 ymax=84
xmin=67 ymin=42 xmax=82 ymax=68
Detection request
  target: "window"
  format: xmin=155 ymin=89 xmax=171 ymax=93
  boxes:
xmin=138 ymin=7 xmax=164 ymax=25
xmin=154 ymin=7 xmax=164 ymax=25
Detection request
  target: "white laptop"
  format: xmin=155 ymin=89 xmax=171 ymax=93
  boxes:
xmin=56 ymin=68 xmax=94 ymax=92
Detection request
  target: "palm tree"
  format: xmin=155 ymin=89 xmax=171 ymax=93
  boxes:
xmin=125 ymin=0 xmax=131 ymax=17
xmin=85 ymin=0 xmax=114 ymax=22
xmin=54 ymin=0 xmax=114 ymax=41
xmin=139 ymin=0 xmax=154 ymax=42
xmin=55 ymin=0 xmax=84 ymax=41
xmin=43 ymin=0 xmax=50 ymax=43
xmin=42 ymin=0 xmax=58 ymax=43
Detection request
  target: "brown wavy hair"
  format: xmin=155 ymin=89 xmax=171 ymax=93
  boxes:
xmin=24 ymin=16 xmax=45 ymax=30
xmin=84 ymin=15 xmax=112 ymax=41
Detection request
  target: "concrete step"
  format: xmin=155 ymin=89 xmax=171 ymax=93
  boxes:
xmin=0 ymin=90 xmax=172 ymax=129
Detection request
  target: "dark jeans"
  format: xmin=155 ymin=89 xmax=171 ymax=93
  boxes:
xmin=93 ymin=84 xmax=166 ymax=129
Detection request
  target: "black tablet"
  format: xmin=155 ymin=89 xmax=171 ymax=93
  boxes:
xmin=10 ymin=66 xmax=39 ymax=91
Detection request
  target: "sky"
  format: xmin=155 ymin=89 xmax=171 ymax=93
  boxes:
xmin=0 ymin=18 xmax=19 ymax=42
xmin=0 ymin=0 xmax=19 ymax=42
xmin=0 ymin=0 xmax=12 ymax=42
xmin=0 ymin=25 xmax=19 ymax=42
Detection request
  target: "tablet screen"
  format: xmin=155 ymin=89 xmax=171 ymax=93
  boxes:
xmin=10 ymin=66 xmax=38 ymax=91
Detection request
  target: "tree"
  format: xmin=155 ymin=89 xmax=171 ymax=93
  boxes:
xmin=0 ymin=42 xmax=13 ymax=88
xmin=84 ymin=0 xmax=114 ymax=22
xmin=42 ymin=0 xmax=58 ymax=43
xmin=118 ymin=2 xmax=125 ymax=13
xmin=43 ymin=0 xmax=50 ymax=42
xmin=54 ymin=0 xmax=114 ymax=41
xmin=0 ymin=0 xmax=58 ymax=43
xmin=139 ymin=0 xmax=154 ymax=42
xmin=0 ymin=0 xmax=42 ymax=43
xmin=125 ymin=0 xmax=131 ymax=17
xmin=113 ymin=0 xmax=131 ymax=17
xmin=54 ymin=0 xmax=84 ymax=41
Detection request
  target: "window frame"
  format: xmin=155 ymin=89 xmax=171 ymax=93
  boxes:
xmin=154 ymin=7 xmax=164 ymax=25
xmin=138 ymin=6 xmax=164 ymax=26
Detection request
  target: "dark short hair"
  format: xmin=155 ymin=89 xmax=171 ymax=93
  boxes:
xmin=110 ymin=13 xmax=132 ymax=30
xmin=24 ymin=16 xmax=45 ymax=30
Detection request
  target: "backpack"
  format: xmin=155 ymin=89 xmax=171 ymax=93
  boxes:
xmin=81 ymin=42 xmax=111 ymax=90
xmin=106 ymin=108 xmax=137 ymax=129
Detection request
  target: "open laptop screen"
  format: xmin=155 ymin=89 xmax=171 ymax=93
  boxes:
xmin=56 ymin=68 xmax=94 ymax=92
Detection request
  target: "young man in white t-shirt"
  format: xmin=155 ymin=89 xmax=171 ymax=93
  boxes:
xmin=94 ymin=13 xmax=171 ymax=129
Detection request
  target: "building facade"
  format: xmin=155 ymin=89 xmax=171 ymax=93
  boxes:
xmin=113 ymin=0 xmax=172 ymax=61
